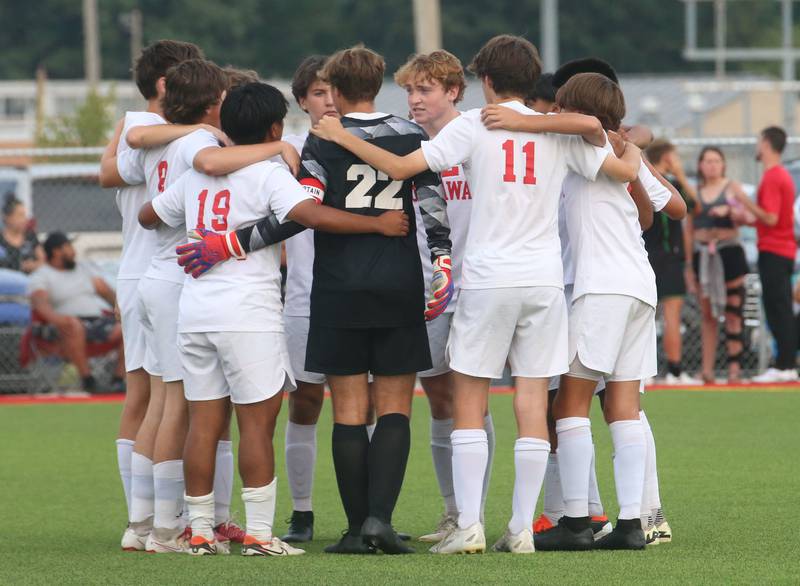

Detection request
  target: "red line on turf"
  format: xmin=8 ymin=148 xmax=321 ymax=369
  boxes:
xmin=2 ymin=381 xmax=799 ymax=405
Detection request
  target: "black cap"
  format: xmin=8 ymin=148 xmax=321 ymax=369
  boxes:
xmin=43 ymin=231 xmax=70 ymax=259
xmin=552 ymin=58 xmax=619 ymax=90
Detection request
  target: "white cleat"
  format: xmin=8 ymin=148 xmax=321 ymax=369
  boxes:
xmin=188 ymin=535 xmax=229 ymax=556
xmin=492 ymin=528 xmax=535 ymax=553
xmin=241 ymin=535 xmax=306 ymax=556
xmin=121 ymin=525 xmax=149 ymax=552
xmin=419 ymin=514 xmax=458 ymax=543
xmin=145 ymin=527 xmax=191 ymax=554
xmin=752 ymin=368 xmax=799 ymax=383
xmin=429 ymin=522 xmax=485 ymax=555
xmin=656 ymin=520 xmax=672 ymax=543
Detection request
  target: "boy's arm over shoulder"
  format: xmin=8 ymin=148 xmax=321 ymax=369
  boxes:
xmin=139 ymin=171 xmax=190 ymax=229
xmin=419 ymin=111 xmax=476 ymax=174
xmin=481 ymin=107 xmax=605 ymax=146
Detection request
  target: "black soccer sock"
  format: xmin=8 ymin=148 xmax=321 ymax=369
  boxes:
xmin=332 ymin=423 xmax=370 ymax=534
xmin=667 ymin=361 xmax=682 ymax=377
xmin=367 ymin=413 xmax=411 ymax=524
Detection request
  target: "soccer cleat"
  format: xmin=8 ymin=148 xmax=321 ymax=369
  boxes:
xmin=656 ymin=520 xmax=672 ymax=543
xmin=492 ymin=528 xmax=535 ymax=554
xmin=429 ymin=522 xmax=485 ymax=555
xmin=361 ymin=517 xmax=414 ymax=554
xmin=534 ymin=516 xmax=594 ymax=551
xmin=215 ymin=520 xmax=246 ymax=544
xmin=324 ymin=531 xmax=376 ymax=555
xmin=645 ymin=524 xmax=660 ymax=546
xmin=419 ymin=514 xmax=457 ymax=543
xmin=591 ymin=514 xmax=613 ymax=540
xmin=145 ymin=527 xmax=191 ymax=554
xmin=533 ymin=514 xmax=556 ymax=534
xmin=188 ymin=535 xmax=221 ymax=556
xmin=594 ymin=518 xmax=646 ymax=550
xmin=280 ymin=510 xmax=314 ymax=543
xmin=241 ymin=535 xmax=305 ymax=556
xmin=121 ymin=525 xmax=149 ymax=552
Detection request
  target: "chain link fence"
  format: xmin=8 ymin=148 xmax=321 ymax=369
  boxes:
xmin=0 ymin=143 xmax=785 ymax=392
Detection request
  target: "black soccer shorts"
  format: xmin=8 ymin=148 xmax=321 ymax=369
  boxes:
xmin=305 ymin=322 xmax=432 ymax=376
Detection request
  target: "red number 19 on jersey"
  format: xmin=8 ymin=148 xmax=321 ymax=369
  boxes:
xmin=501 ymin=140 xmax=537 ymax=185
xmin=196 ymin=189 xmax=231 ymax=231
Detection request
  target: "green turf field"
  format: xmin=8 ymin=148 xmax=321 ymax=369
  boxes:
xmin=2 ymin=389 xmax=799 ymax=585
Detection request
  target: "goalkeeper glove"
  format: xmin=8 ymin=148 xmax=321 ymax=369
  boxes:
xmin=176 ymin=228 xmax=245 ymax=278
xmin=424 ymin=255 xmax=454 ymax=321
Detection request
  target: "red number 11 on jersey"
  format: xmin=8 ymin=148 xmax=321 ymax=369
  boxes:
xmin=501 ymin=139 xmax=537 ymax=185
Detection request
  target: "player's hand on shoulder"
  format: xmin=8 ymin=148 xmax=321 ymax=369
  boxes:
xmin=311 ymin=115 xmax=345 ymax=143
xmin=176 ymin=228 xmax=244 ymax=278
xmin=607 ymin=130 xmax=626 ymax=158
xmin=425 ymin=255 xmax=454 ymax=321
xmin=375 ymin=210 xmax=409 ymax=237
xmin=279 ymin=141 xmax=301 ymax=176
xmin=202 ymin=124 xmax=232 ymax=147
xmin=481 ymin=104 xmax=524 ymax=131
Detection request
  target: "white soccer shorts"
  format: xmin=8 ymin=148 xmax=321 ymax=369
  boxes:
xmin=137 ymin=277 xmax=183 ymax=382
xmin=284 ymin=315 xmax=325 ymax=385
xmin=419 ymin=311 xmax=453 ymax=378
xmin=568 ymin=293 xmax=657 ymax=382
xmin=448 ymin=286 xmax=568 ymax=379
xmin=117 ymin=278 xmax=146 ymax=373
xmin=179 ymin=331 xmax=296 ymax=404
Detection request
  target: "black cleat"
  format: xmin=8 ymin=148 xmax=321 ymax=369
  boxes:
xmin=397 ymin=531 xmax=411 ymax=541
xmin=594 ymin=518 xmax=646 ymax=550
xmin=361 ymin=517 xmax=414 ymax=554
xmin=534 ymin=516 xmax=594 ymax=551
xmin=324 ymin=531 xmax=376 ymax=554
xmin=281 ymin=510 xmax=314 ymax=543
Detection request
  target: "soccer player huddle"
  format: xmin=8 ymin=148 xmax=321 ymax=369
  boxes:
xmin=102 ymin=33 xmax=685 ymax=557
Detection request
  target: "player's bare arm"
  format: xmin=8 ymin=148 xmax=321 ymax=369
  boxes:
xmin=137 ymin=201 xmax=161 ymax=229
xmin=480 ymin=106 xmax=606 ymax=147
xmin=193 ymin=141 xmax=301 ymax=177
xmin=620 ymin=124 xmax=654 ymax=149
xmin=125 ymin=123 xmax=228 ymax=149
xmin=642 ymin=157 xmax=687 ymax=220
xmin=311 ymin=116 xmax=429 ymax=180
xmin=99 ymin=118 xmax=127 ymax=188
xmin=286 ymin=200 xmax=409 ymax=236
xmin=628 ymin=179 xmax=655 ymax=231
xmin=600 ymin=142 xmax=641 ymax=183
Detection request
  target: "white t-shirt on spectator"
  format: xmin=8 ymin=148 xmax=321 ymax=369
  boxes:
xmin=152 ymin=160 xmax=313 ymax=333
xmin=420 ymin=101 xmax=607 ymax=290
xmin=28 ymin=262 xmax=109 ymax=317
xmin=118 ymin=128 xmax=219 ymax=284
xmin=114 ymin=111 xmax=164 ymax=280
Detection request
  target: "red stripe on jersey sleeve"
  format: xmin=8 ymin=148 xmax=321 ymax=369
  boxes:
xmin=299 ymin=177 xmax=325 ymax=203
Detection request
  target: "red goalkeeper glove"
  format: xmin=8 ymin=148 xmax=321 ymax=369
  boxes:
xmin=175 ymin=229 xmax=245 ymax=278
xmin=424 ymin=255 xmax=454 ymax=321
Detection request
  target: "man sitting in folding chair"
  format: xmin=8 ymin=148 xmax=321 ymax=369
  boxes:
xmin=27 ymin=232 xmax=125 ymax=393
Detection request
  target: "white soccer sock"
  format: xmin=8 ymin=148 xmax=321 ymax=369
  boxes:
xmin=451 ymin=429 xmax=488 ymax=529
xmin=508 ymin=437 xmax=550 ymax=534
xmin=609 ymin=419 xmax=646 ymax=520
xmin=213 ymin=441 xmax=234 ymax=525
xmin=588 ymin=443 xmax=605 ymax=517
xmin=285 ymin=421 xmax=317 ymax=512
xmin=640 ymin=410 xmax=662 ymax=515
xmin=185 ymin=492 xmax=215 ymax=541
xmin=481 ymin=414 xmax=495 ymax=522
xmin=116 ymin=439 xmax=134 ymax=516
xmin=542 ymin=453 xmax=565 ymax=524
xmin=130 ymin=452 xmax=154 ymax=524
xmin=242 ymin=478 xmax=277 ymax=542
xmin=555 ymin=417 xmax=593 ymax=518
xmin=366 ymin=423 xmax=376 ymax=441
xmin=430 ymin=417 xmax=457 ymax=517
xmin=153 ymin=460 xmax=184 ymax=530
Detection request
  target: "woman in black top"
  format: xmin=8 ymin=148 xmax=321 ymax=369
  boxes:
xmin=0 ymin=194 xmax=43 ymax=274
xmin=689 ymin=147 xmax=751 ymax=383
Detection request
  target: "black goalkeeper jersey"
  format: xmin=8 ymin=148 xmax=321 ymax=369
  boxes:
xmin=298 ymin=113 xmax=450 ymax=329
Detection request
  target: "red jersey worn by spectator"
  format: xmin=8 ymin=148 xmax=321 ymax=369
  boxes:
xmin=757 ymin=165 xmax=796 ymax=260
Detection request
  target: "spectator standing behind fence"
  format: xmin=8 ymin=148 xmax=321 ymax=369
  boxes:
xmin=643 ymin=140 xmax=701 ymax=385
xmin=0 ymin=194 xmax=44 ymax=274
xmin=733 ymin=127 xmax=798 ymax=383
xmin=688 ymin=147 xmax=751 ymax=384
xmin=28 ymin=232 xmax=126 ymax=392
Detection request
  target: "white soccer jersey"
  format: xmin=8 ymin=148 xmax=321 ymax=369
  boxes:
xmin=564 ymin=140 xmax=670 ymax=308
xmin=281 ymin=132 xmax=315 ymax=318
xmin=115 ymin=111 xmax=164 ymax=280
xmin=558 ymin=193 xmax=575 ymax=287
xmin=420 ymin=101 xmax=607 ymax=290
xmin=413 ymin=163 xmax=471 ymax=310
xmin=152 ymin=160 xmax=313 ymax=333
xmin=118 ymin=129 xmax=219 ymax=284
